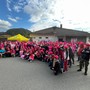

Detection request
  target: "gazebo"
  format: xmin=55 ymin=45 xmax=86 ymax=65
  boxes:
xmin=7 ymin=34 xmax=29 ymax=42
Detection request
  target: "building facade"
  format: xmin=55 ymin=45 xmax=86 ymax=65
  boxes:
xmin=30 ymin=26 xmax=90 ymax=43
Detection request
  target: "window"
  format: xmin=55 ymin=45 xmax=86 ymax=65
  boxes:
xmin=32 ymin=37 xmax=35 ymax=39
xmin=58 ymin=38 xmax=63 ymax=42
xmin=46 ymin=37 xmax=48 ymax=39
xmin=39 ymin=37 xmax=42 ymax=39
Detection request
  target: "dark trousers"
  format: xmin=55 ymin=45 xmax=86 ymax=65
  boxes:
xmin=78 ymin=55 xmax=81 ymax=61
xmin=5 ymin=53 xmax=11 ymax=57
xmin=79 ymin=60 xmax=89 ymax=74
xmin=69 ymin=55 xmax=74 ymax=67
xmin=54 ymin=62 xmax=62 ymax=75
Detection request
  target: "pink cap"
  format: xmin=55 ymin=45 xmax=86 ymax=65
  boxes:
xmin=54 ymin=55 xmax=58 ymax=59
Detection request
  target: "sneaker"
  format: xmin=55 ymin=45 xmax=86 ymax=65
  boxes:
xmin=73 ymin=62 xmax=74 ymax=64
xmin=52 ymin=67 xmax=54 ymax=70
xmin=60 ymin=70 xmax=62 ymax=74
xmin=77 ymin=65 xmax=79 ymax=66
xmin=69 ymin=66 xmax=71 ymax=68
xmin=77 ymin=69 xmax=81 ymax=71
xmin=30 ymin=60 xmax=32 ymax=62
xmin=84 ymin=73 xmax=87 ymax=75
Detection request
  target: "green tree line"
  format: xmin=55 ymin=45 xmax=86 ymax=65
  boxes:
xmin=6 ymin=28 xmax=31 ymax=38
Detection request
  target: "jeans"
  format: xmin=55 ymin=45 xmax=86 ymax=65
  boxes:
xmin=79 ymin=59 xmax=89 ymax=74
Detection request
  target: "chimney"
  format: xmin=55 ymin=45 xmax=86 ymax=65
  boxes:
xmin=60 ymin=24 xmax=62 ymax=28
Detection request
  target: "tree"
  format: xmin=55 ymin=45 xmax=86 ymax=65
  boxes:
xmin=6 ymin=28 xmax=31 ymax=37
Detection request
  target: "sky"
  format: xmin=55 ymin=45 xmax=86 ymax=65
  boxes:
xmin=0 ymin=0 xmax=90 ymax=32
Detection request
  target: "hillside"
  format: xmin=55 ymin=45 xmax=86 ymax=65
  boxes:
xmin=6 ymin=28 xmax=31 ymax=37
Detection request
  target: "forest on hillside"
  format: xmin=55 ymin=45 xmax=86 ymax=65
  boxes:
xmin=6 ymin=28 xmax=31 ymax=37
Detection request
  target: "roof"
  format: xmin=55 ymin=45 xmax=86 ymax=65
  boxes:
xmin=7 ymin=34 xmax=29 ymax=42
xmin=0 ymin=32 xmax=7 ymax=35
xmin=31 ymin=27 xmax=90 ymax=37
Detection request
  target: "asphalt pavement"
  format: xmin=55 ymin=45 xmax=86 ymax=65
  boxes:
xmin=0 ymin=57 xmax=90 ymax=90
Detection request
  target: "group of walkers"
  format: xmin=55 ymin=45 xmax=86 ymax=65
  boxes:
xmin=0 ymin=41 xmax=90 ymax=75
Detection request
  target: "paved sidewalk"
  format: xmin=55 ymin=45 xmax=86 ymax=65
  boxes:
xmin=0 ymin=57 xmax=90 ymax=90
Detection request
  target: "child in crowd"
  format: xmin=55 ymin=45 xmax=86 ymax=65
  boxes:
xmin=19 ymin=49 xmax=24 ymax=57
xmin=24 ymin=50 xmax=30 ymax=60
xmin=20 ymin=51 xmax=25 ymax=59
xmin=11 ymin=48 xmax=15 ymax=57
xmin=52 ymin=55 xmax=62 ymax=75
xmin=28 ymin=53 xmax=35 ymax=62
xmin=63 ymin=45 xmax=69 ymax=72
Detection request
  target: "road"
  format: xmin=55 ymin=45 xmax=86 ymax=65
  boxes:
xmin=0 ymin=57 xmax=90 ymax=90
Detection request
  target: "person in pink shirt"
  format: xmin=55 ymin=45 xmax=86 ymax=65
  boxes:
xmin=11 ymin=48 xmax=15 ymax=57
xmin=19 ymin=48 xmax=24 ymax=57
xmin=28 ymin=53 xmax=35 ymax=62
xmin=52 ymin=55 xmax=62 ymax=75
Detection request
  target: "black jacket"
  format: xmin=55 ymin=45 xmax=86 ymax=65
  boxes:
xmin=81 ymin=48 xmax=90 ymax=61
xmin=69 ymin=47 xmax=74 ymax=57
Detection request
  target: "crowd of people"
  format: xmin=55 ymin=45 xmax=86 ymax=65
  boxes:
xmin=0 ymin=40 xmax=90 ymax=75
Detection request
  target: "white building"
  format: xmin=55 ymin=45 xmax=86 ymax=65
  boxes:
xmin=30 ymin=26 xmax=90 ymax=43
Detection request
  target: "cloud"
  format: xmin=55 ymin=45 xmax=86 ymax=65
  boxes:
xmin=24 ymin=0 xmax=57 ymax=22
xmin=8 ymin=17 xmax=17 ymax=22
xmin=8 ymin=16 xmax=21 ymax=22
xmin=23 ymin=0 xmax=90 ymax=32
xmin=13 ymin=5 xmax=22 ymax=12
xmin=6 ymin=0 xmax=27 ymax=12
xmin=0 ymin=19 xmax=12 ymax=31
xmin=6 ymin=0 xmax=90 ymax=32
xmin=13 ymin=0 xmax=27 ymax=12
xmin=28 ymin=19 xmax=59 ymax=32
xmin=6 ymin=0 xmax=12 ymax=11
xmin=15 ymin=17 xmax=21 ymax=20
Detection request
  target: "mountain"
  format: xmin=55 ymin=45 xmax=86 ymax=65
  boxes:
xmin=6 ymin=28 xmax=31 ymax=37
xmin=0 ymin=32 xmax=7 ymax=35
